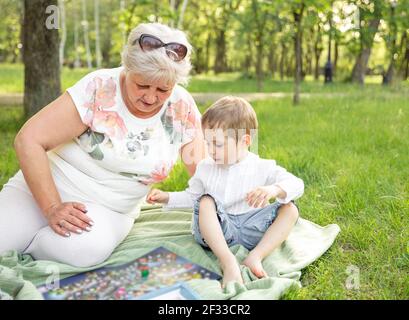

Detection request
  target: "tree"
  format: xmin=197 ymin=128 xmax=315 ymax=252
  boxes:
xmin=250 ymin=0 xmax=270 ymax=91
xmin=292 ymin=0 xmax=305 ymax=105
xmin=350 ymin=0 xmax=383 ymax=84
xmin=73 ymin=3 xmax=81 ymax=68
xmin=81 ymin=0 xmax=93 ymax=69
xmin=313 ymin=23 xmax=324 ymax=80
xmin=383 ymin=0 xmax=407 ymax=85
xmin=120 ymin=0 xmax=127 ymax=46
xmin=213 ymin=0 xmax=242 ymax=74
xmin=169 ymin=0 xmax=176 ymax=27
xmin=275 ymin=18 xmax=292 ymax=81
xmin=399 ymin=1 xmax=409 ymax=80
xmin=177 ymin=0 xmax=189 ymax=29
xmin=23 ymin=0 xmax=61 ymax=117
xmin=324 ymin=1 xmax=334 ymax=83
xmin=0 ymin=0 xmax=22 ymax=63
xmin=94 ymin=0 xmax=102 ymax=68
xmin=58 ymin=0 xmax=66 ymax=67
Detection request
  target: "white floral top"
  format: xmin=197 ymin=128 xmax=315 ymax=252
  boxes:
xmin=47 ymin=67 xmax=201 ymax=219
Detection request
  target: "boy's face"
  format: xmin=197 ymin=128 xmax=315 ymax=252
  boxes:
xmin=203 ymin=128 xmax=250 ymax=165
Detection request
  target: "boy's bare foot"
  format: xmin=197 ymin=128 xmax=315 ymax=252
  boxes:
xmin=242 ymin=253 xmax=268 ymax=278
xmin=220 ymin=255 xmax=244 ymax=288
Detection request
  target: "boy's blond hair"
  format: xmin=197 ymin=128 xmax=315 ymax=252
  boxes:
xmin=201 ymin=96 xmax=258 ymax=141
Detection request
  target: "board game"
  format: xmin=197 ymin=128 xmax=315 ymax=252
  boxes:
xmin=37 ymin=247 xmax=221 ymax=300
xmin=137 ymin=283 xmax=201 ymax=300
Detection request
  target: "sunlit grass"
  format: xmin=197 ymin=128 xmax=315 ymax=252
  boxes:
xmin=0 ymin=63 xmax=93 ymax=94
xmin=1 ymin=63 xmax=408 ymax=96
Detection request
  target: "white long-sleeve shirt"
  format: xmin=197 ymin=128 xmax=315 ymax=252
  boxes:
xmin=164 ymin=152 xmax=304 ymax=214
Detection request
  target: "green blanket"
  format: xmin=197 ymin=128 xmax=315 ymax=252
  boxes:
xmin=0 ymin=205 xmax=340 ymax=300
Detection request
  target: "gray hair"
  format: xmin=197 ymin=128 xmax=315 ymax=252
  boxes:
xmin=121 ymin=23 xmax=193 ymax=86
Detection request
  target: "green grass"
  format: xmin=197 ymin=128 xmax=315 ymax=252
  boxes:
xmin=0 ymin=106 xmax=24 ymax=186
xmin=1 ymin=63 xmax=408 ymax=95
xmin=0 ymin=63 xmax=92 ymax=94
xmin=0 ymin=77 xmax=408 ymax=299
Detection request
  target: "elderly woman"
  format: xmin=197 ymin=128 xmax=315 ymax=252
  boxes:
xmin=0 ymin=23 xmax=204 ymax=267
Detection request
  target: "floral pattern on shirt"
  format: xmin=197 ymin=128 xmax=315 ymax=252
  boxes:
xmin=82 ymin=76 xmax=127 ymax=140
xmin=77 ymin=129 xmax=109 ymax=161
xmin=125 ymin=128 xmax=154 ymax=159
xmin=137 ymin=161 xmax=175 ymax=185
xmin=161 ymin=98 xmax=200 ymax=145
xmin=119 ymin=161 xmax=174 ymax=185
xmin=74 ymin=73 xmax=200 ymax=185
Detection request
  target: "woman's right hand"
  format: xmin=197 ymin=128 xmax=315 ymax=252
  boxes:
xmin=44 ymin=202 xmax=94 ymax=237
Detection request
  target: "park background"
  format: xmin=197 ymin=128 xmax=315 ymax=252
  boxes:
xmin=0 ymin=0 xmax=408 ymax=299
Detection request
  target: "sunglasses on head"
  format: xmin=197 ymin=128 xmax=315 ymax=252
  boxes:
xmin=133 ymin=34 xmax=188 ymax=62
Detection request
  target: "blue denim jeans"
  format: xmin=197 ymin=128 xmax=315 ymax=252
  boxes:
xmin=192 ymin=194 xmax=296 ymax=251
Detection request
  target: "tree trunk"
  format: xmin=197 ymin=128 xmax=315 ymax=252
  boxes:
xmin=314 ymin=52 xmax=321 ymax=80
xmin=101 ymin=6 xmax=112 ymax=68
xmin=333 ymin=39 xmax=338 ymax=76
xmin=351 ymin=12 xmax=380 ymax=84
xmin=17 ymin=3 xmax=24 ymax=64
xmin=307 ymin=28 xmax=314 ymax=77
xmin=177 ymin=0 xmax=188 ymax=29
xmin=383 ymin=5 xmax=398 ymax=85
xmin=81 ymin=0 xmax=93 ymax=69
xmin=351 ymin=48 xmax=373 ymax=84
xmin=58 ymin=0 xmax=66 ymax=67
xmin=205 ymin=33 xmax=211 ymax=73
xmin=244 ymin=35 xmax=253 ymax=76
xmin=313 ymin=24 xmax=323 ymax=80
xmin=23 ymin=0 xmax=61 ymax=118
xmin=405 ymin=56 xmax=409 ymax=80
xmin=125 ymin=1 xmax=138 ymax=38
xmin=403 ymin=42 xmax=409 ymax=80
xmin=195 ymin=47 xmax=204 ymax=73
xmin=293 ymin=4 xmax=305 ymax=105
xmin=306 ymin=47 xmax=312 ymax=76
xmin=73 ymin=5 xmax=81 ymax=68
xmin=214 ymin=29 xmax=227 ymax=74
xmin=286 ymin=55 xmax=294 ymax=78
xmin=280 ymin=42 xmax=286 ymax=80
xmin=169 ymin=0 xmax=176 ymax=27
xmin=256 ymin=41 xmax=263 ymax=91
xmin=268 ymin=41 xmax=276 ymax=78
xmin=120 ymin=0 xmax=127 ymax=46
xmin=384 ymin=61 xmax=395 ymax=85
xmin=94 ymin=0 xmax=101 ymax=68
xmin=250 ymin=0 xmax=266 ymax=90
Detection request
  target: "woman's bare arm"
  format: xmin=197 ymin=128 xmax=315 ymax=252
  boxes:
xmin=14 ymin=92 xmax=92 ymax=236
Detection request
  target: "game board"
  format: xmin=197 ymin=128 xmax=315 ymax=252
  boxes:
xmin=137 ymin=283 xmax=201 ymax=300
xmin=37 ymin=247 xmax=221 ymax=300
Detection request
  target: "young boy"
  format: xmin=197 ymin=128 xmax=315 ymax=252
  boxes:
xmin=147 ymin=96 xmax=304 ymax=287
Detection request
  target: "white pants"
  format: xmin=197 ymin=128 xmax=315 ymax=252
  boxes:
xmin=0 ymin=171 xmax=134 ymax=267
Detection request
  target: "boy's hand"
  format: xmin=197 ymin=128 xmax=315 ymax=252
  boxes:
xmin=146 ymin=188 xmax=169 ymax=204
xmin=246 ymin=185 xmax=280 ymax=208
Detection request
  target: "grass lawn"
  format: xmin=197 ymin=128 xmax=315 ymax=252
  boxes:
xmin=1 ymin=63 xmax=408 ymax=95
xmin=0 ymin=64 xmax=92 ymax=95
xmin=0 ymin=77 xmax=408 ymax=299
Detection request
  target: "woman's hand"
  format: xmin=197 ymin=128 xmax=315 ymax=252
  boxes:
xmin=44 ymin=202 xmax=94 ymax=237
xmin=146 ymin=189 xmax=169 ymax=204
